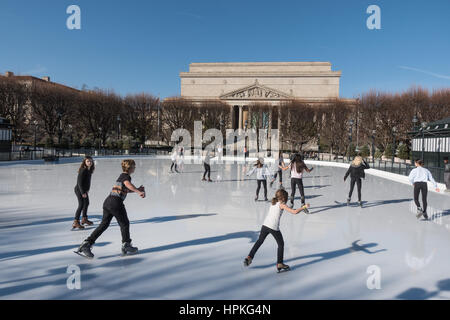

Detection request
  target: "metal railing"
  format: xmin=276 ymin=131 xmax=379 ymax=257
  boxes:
xmin=304 ymin=153 xmax=446 ymax=184
xmin=0 ymin=147 xmax=171 ymax=162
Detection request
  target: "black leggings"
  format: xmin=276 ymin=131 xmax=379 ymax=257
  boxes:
xmin=203 ymin=163 xmax=211 ymax=179
xmin=249 ymin=225 xmax=284 ymax=264
xmin=256 ymin=180 xmax=267 ymax=198
xmin=87 ymin=196 xmax=131 ymax=245
xmin=170 ymin=161 xmax=178 ymax=171
xmin=272 ymin=170 xmax=283 ymax=183
xmin=414 ymin=182 xmax=428 ymax=214
xmin=348 ymin=178 xmax=362 ymax=202
xmin=74 ymin=187 xmax=89 ymax=220
xmin=291 ymin=178 xmax=305 ymax=203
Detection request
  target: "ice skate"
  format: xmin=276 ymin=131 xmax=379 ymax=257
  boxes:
xmin=121 ymin=242 xmax=138 ymax=256
xmin=277 ymin=263 xmax=290 ymax=273
xmin=208 ymin=178 xmax=213 ymax=182
xmin=75 ymin=240 xmax=94 ymax=259
xmin=416 ymin=207 xmax=424 ymax=219
xmin=358 ymin=201 xmax=363 ymax=208
xmin=254 ymin=196 xmax=258 ymax=201
xmin=301 ymin=197 xmax=306 ymax=206
xmin=81 ymin=217 xmax=93 ymax=226
xmin=244 ymin=256 xmax=252 ymax=267
xmin=300 ymin=203 xmax=310 ymax=214
xmin=346 ymin=198 xmax=351 ymax=206
xmin=202 ymin=177 xmax=206 ymax=181
xmin=72 ymin=220 xmax=85 ymax=230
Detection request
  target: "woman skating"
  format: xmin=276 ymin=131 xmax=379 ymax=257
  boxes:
xmin=76 ymin=159 xmax=146 ymax=258
xmin=344 ymin=156 xmax=370 ymax=207
xmin=72 ymin=156 xmax=95 ymax=230
xmin=270 ymin=151 xmax=285 ymax=189
xmin=281 ymin=154 xmax=313 ymax=210
xmin=408 ymin=159 xmax=440 ymax=220
xmin=243 ymin=189 xmax=310 ymax=273
xmin=202 ymin=150 xmax=213 ymax=182
xmin=247 ymin=159 xmax=272 ymax=201
xmin=170 ymin=148 xmax=179 ymax=173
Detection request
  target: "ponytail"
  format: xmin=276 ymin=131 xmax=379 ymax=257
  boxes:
xmin=271 ymin=197 xmax=278 ymax=205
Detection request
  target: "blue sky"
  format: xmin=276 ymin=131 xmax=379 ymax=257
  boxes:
xmin=0 ymin=0 xmax=449 ymax=99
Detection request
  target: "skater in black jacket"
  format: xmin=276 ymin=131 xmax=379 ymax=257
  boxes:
xmin=72 ymin=156 xmax=95 ymax=230
xmin=76 ymin=159 xmax=145 ymax=258
xmin=344 ymin=156 xmax=370 ymax=207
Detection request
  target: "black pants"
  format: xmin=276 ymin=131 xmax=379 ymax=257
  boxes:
xmin=170 ymin=161 xmax=178 ymax=171
xmin=249 ymin=225 xmax=284 ymax=264
xmin=74 ymin=187 xmax=89 ymax=220
xmin=203 ymin=163 xmax=211 ymax=179
xmin=256 ymin=180 xmax=267 ymax=198
xmin=273 ymin=170 xmax=283 ymax=183
xmin=87 ymin=196 xmax=131 ymax=245
xmin=348 ymin=178 xmax=362 ymax=202
xmin=445 ymin=172 xmax=450 ymax=190
xmin=414 ymin=182 xmax=428 ymax=214
xmin=291 ymin=178 xmax=305 ymax=203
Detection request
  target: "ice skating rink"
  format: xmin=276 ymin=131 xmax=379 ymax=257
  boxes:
xmin=0 ymin=157 xmax=449 ymax=300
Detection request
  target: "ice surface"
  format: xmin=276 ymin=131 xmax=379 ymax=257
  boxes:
xmin=0 ymin=157 xmax=449 ymax=299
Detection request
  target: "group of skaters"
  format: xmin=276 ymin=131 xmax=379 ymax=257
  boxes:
xmin=71 ymin=150 xmax=444 ymax=273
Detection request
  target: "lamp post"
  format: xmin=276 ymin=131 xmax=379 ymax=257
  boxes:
xmin=157 ymin=100 xmax=161 ymax=141
xmin=244 ymin=120 xmax=248 ymax=156
xmin=57 ymin=111 xmax=63 ymax=146
xmin=392 ymin=126 xmax=397 ymax=166
xmin=135 ymin=128 xmax=139 ymax=152
xmin=412 ymin=115 xmax=419 ymax=131
xmin=317 ymin=133 xmax=321 ymax=161
xmin=68 ymin=124 xmax=73 ymax=156
xmin=348 ymin=119 xmax=354 ymax=161
xmin=117 ymin=115 xmax=121 ymax=140
xmin=33 ymin=120 xmax=38 ymax=152
xmin=371 ymin=129 xmax=376 ymax=165
xmin=98 ymin=127 xmax=102 ymax=152
xmin=421 ymin=122 xmax=427 ymax=162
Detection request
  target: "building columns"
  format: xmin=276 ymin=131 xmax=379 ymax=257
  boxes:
xmin=238 ymin=106 xmax=243 ymax=130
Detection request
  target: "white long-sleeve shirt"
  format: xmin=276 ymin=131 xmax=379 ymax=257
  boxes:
xmin=408 ymin=166 xmax=438 ymax=188
xmin=247 ymin=165 xmax=272 ymax=180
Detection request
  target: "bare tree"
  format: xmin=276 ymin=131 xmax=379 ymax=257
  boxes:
xmin=123 ymin=93 xmax=159 ymax=145
xmin=29 ymin=82 xmax=76 ymax=145
xmin=160 ymin=98 xmax=200 ymax=144
xmin=0 ymin=77 xmax=30 ymax=143
xmin=279 ymin=100 xmax=317 ymax=152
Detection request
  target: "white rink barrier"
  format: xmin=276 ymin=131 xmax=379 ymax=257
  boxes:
xmin=303 ymin=159 xmax=448 ymax=194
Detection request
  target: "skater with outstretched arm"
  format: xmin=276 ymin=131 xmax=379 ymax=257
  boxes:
xmin=244 ymin=189 xmax=310 ymax=273
xmin=281 ymin=154 xmax=313 ymax=210
xmin=76 ymin=159 xmax=145 ymax=258
xmin=344 ymin=156 xmax=370 ymax=207
xmin=72 ymin=156 xmax=95 ymax=230
xmin=247 ymin=159 xmax=271 ymax=201
xmin=408 ymin=159 xmax=440 ymax=220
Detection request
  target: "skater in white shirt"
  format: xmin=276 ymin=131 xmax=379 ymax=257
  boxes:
xmin=243 ymin=189 xmax=310 ymax=273
xmin=408 ymin=159 xmax=440 ymax=220
xmin=246 ymin=159 xmax=272 ymax=201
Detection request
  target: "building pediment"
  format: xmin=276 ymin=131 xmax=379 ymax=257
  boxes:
xmin=219 ymin=81 xmax=293 ymax=100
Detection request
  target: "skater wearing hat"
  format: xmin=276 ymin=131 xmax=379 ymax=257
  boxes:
xmin=247 ymin=158 xmax=271 ymax=201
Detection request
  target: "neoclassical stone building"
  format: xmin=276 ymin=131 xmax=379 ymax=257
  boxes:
xmin=179 ymin=62 xmax=346 ymax=130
